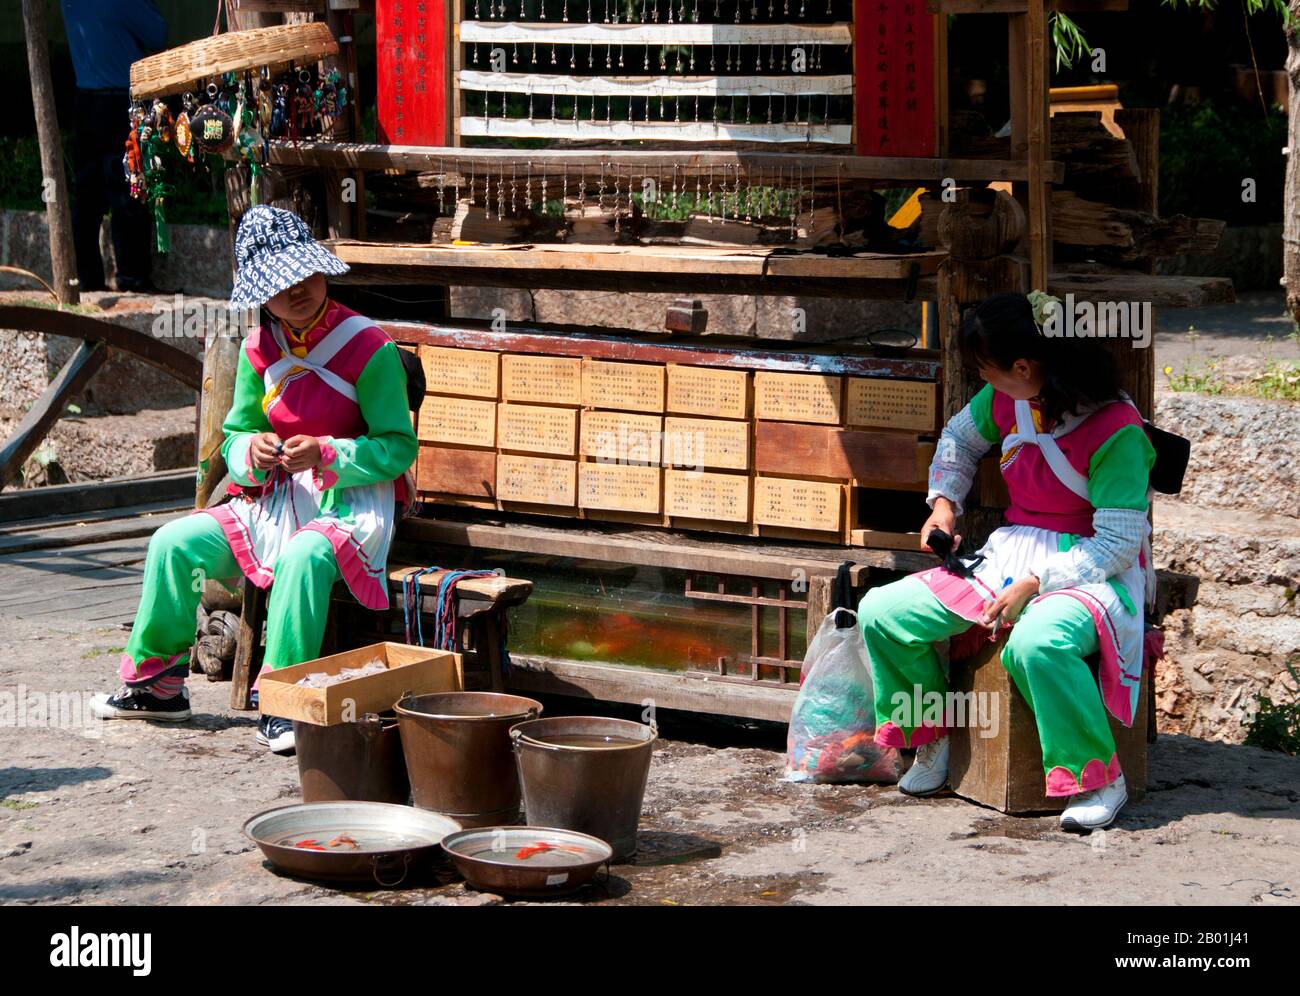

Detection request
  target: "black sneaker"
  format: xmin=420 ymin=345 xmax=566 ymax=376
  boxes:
xmin=256 ymin=714 xmax=296 ymax=755
xmin=90 ymin=685 xmax=191 ymax=722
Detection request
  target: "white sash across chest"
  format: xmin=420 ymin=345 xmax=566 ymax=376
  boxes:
xmin=263 ymin=314 xmax=373 ymax=404
xmin=1000 ymin=392 xmax=1143 ymax=500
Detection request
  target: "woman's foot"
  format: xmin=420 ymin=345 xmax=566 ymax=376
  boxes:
xmin=256 ymin=714 xmax=296 ymax=755
xmin=90 ymin=685 xmax=191 ymax=722
xmin=898 ymin=737 xmax=949 ymax=796
xmin=1060 ymin=773 xmax=1128 ymax=833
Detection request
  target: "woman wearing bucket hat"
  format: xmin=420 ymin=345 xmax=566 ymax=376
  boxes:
xmin=91 ymin=205 xmax=419 ymax=755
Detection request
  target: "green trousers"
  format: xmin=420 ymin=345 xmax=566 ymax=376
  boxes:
xmin=858 ymin=575 xmax=1122 ymax=797
xmin=124 ymin=512 xmax=340 ymax=675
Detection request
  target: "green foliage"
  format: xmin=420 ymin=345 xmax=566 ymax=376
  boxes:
xmin=1050 ymin=13 xmax=1092 ymax=71
xmin=1159 ymin=98 xmax=1286 ymax=224
xmin=1244 ymin=658 xmax=1300 ymax=755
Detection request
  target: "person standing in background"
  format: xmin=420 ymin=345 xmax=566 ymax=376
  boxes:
xmin=61 ymin=0 xmax=167 ymax=293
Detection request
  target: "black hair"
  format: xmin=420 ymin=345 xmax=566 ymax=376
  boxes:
xmin=957 ymin=292 xmax=1122 ymax=424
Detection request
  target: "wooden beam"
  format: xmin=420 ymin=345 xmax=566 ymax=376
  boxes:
xmin=0 ymin=468 xmax=193 ymax=522
xmin=505 ymin=655 xmax=796 ymax=724
xmin=0 ymin=341 xmax=107 ymax=490
xmin=383 ymin=319 xmax=943 ymax=380
xmin=396 ymin=516 xmax=934 ymax=580
xmin=1026 ymin=0 xmax=1051 ymax=291
xmin=265 ymin=141 xmax=1066 ymax=185
xmin=927 ymin=0 xmax=1128 ymax=11
xmin=327 ymin=240 xmax=944 ymax=298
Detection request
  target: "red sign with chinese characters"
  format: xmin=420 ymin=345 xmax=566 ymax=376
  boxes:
xmin=377 ymin=0 xmax=450 ymax=145
xmin=853 ymin=0 xmax=937 ymax=157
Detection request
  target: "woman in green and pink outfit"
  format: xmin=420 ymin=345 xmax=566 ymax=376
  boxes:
xmin=91 ymin=206 xmax=418 ymax=755
xmin=858 ymin=292 xmax=1156 ymax=831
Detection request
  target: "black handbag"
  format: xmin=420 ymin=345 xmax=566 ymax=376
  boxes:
xmin=398 ymin=347 xmax=426 ymax=414
xmin=1142 ymin=419 xmax=1191 ymax=495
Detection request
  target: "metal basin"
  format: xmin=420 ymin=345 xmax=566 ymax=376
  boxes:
xmin=441 ymin=825 xmax=613 ymax=898
xmin=244 ymin=801 xmax=461 ymax=887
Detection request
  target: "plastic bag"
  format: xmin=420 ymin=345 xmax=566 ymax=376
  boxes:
xmin=785 ymin=609 xmax=900 ymax=783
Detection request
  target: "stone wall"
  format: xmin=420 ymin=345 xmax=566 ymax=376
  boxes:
xmin=1151 ymin=391 xmax=1300 ymax=744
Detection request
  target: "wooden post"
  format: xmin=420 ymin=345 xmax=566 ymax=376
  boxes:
xmin=1024 ymin=0 xmax=1050 ymax=292
xmin=22 ymin=0 xmax=79 ymax=307
xmin=937 ymin=188 xmax=1028 ymax=550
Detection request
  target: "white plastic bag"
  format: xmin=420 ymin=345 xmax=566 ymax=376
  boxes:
xmin=784 ymin=609 xmax=899 ymax=783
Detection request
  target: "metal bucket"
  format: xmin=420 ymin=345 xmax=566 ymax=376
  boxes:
xmin=395 ymin=692 xmax=543 ymax=828
xmin=510 ymin=716 xmax=656 ymax=862
xmin=295 ymin=714 xmax=411 ymax=805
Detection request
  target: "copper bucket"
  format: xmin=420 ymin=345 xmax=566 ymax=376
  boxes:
xmin=294 ymin=714 xmax=410 ymax=805
xmin=395 ymin=692 xmax=543 ymax=828
xmin=509 ymin=716 xmax=656 ymax=862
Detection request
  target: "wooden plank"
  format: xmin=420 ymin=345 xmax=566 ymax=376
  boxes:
xmin=396 ymin=515 xmax=934 ymax=578
xmin=385 ymin=321 xmax=944 ymax=380
xmin=266 ymin=140 xmax=1066 ymax=185
xmin=417 ymin=395 xmax=497 ymax=447
xmin=505 ymin=655 xmax=796 ymax=724
xmin=496 ymin=454 xmax=577 ymax=506
xmin=662 ymin=417 xmax=749 ymax=471
xmin=845 ymin=378 xmax=939 ymax=432
xmin=0 ymin=469 xmax=192 ymax=521
xmin=417 ymin=444 xmax=496 ymax=498
xmin=334 ymin=240 xmax=943 ymax=282
xmin=753 ymin=371 xmax=843 ymax=424
xmin=753 ymin=478 xmax=843 ymax=533
xmin=417 ymin=344 xmax=499 ymax=398
xmin=664 ymin=469 xmax=750 ymax=522
xmin=501 ymin=354 xmax=582 ymax=404
xmin=0 ymin=509 xmax=187 ymax=556
xmin=578 ymin=463 xmax=662 ymax=514
xmin=666 ymin=365 xmax=749 ymax=418
xmin=579 ymin=411 xmax=663 ymax=465
xmin=497 ymin=403 xmax=578 ymax=456
xmin=754 ymin=422 xmax=925 ymax=484
xmin=388 ymin=563 xmax=533 ymax=603
xmin=0 ymin=498 xmax=190 ymax=538
xmin=928 ymin=0 xmax=1127 ymax=10
xmin=581 ymin=359 xmax=665 ymax=413
xmin=1047 ymin=270 xmax=1234 ymax=308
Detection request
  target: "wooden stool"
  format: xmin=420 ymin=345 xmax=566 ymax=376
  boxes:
xmin=230 ymin=566 xmax=533 ymax=710
xmin=946 ymin=637 xmax=1148 ymax=814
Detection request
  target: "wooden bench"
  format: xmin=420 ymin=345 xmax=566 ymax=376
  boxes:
xmin=230 ymin=564 xmax=534 ymax=710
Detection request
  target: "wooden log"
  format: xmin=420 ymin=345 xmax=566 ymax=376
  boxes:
xmin=937 ymin=187 xmax=1026 ymax=260
xmin=1051 ymin=190 xmax=1225 ymax=262
xmin=22 ymin=0 xmax=78 ymax=306
xmin=0 ymin=340 xmax=108 ymax=490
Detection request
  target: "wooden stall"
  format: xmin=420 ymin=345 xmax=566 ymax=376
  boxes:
xmin=152 ymin=0 xmax=1227 ymax=722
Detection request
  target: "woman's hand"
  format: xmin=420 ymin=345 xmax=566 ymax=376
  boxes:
xmin=920 ymin=497 xmax=960 ymax=553
xmin=279 ymin=434 xmax=322 ymax=474
xmin=981 ymin=575 xmax=1040 ymax=631
xmin=249 ymin=432 xmax=283 ymax=471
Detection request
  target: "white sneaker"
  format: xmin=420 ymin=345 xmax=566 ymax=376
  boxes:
xmin=898 ymin=737 xmax=949 ymax=796
xmin=1060 ymin=773 xmax=1128 ymax=833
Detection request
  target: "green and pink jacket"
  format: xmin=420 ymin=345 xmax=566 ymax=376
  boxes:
xmin=203 ymin=300 xmax=418 ymax=610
